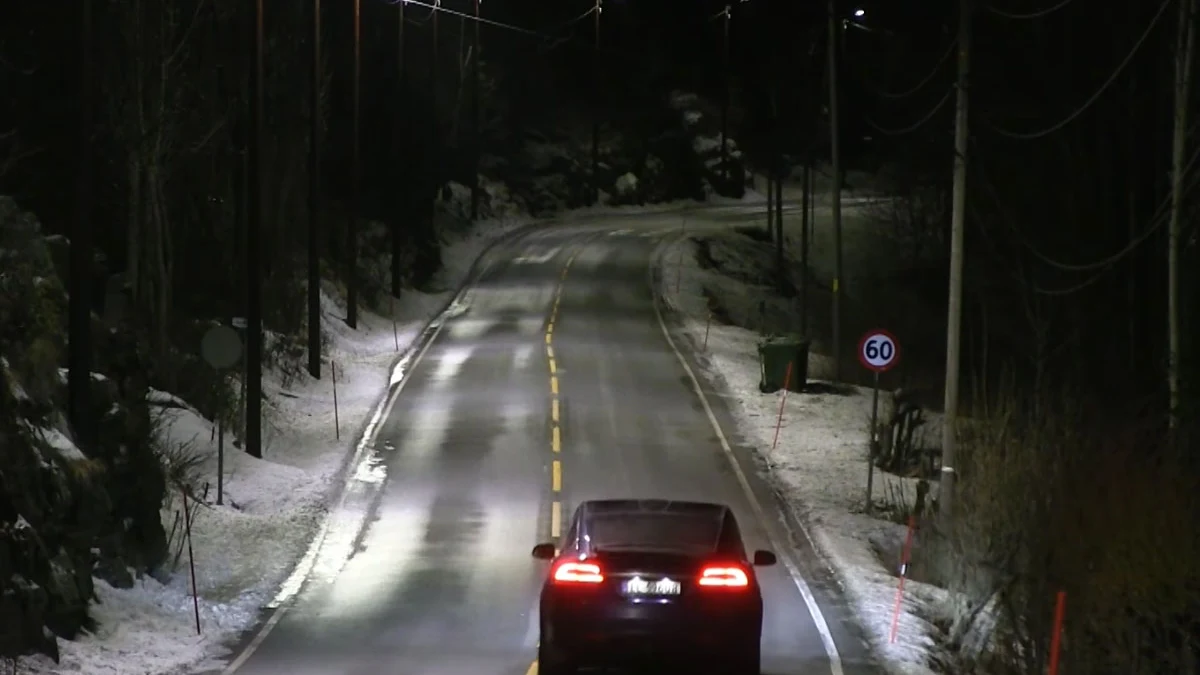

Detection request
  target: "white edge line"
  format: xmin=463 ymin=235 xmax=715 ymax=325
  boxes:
xmin=221 ymin=272 xmax=473 ymax=674
xmin=647 ymin=240 xmax=845 ymax=675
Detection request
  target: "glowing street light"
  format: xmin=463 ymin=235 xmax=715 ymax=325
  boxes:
xmin=853 ymin=8 xmax=865 ymax=18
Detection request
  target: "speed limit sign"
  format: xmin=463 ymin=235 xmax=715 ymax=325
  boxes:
xmin=858 ymin=329 xmax=899 ymax=373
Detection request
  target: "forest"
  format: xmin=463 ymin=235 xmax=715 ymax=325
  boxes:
xmin=846 ymin=1 xmax=1200 ymax=672
xmin=1 ymin=0 xmax=1198 ymax=672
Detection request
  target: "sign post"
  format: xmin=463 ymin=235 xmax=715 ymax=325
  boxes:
xmin=201 ymin=324 xmax=243 ymax=506
xmin=857 ymin=329 xmax=900 ymax=514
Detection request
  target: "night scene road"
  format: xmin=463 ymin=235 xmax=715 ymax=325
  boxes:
xmin=216 ymin=214 xmax=878 ymax=675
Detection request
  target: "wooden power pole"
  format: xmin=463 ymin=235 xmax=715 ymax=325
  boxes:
xmin=939 ymin=0 xmax=972 ymax=518
xmin=826 ymin=0 xmax=843 ymax=380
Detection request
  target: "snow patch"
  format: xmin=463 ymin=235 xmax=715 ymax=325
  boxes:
xmin=657 ymin=233 xmax=944 ymax=675
xmin=19 ymin=217 xmax=539 ymax=675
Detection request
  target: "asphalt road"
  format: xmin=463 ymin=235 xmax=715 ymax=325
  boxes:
xmin=219 ymin=217 xmax=878 ymax=675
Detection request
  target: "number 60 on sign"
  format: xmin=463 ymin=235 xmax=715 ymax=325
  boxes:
xmin=858 ymin=329 xmax=900 ymax=373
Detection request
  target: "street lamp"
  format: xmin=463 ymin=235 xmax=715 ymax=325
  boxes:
xmin=719 ymin=0 xmax=751 ymax=185
xmin=853 ymin=8 xmax=865 ymax=18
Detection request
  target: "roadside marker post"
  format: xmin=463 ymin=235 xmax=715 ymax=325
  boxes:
xmin=332 ymin=361 xmax=340 ymax=441
xmin=1048 ymin=591 xmax=1067 ymax=675
xmin=771 ymin=361 xmax=794 ymax=452
xmin=889 ymin=515 xmax=917 ymax=643
xmin=391 ymin=295 xmax=399 ymax=351
xmin=857 ymin=329 xmax=900 ymax=514
xmin=181 ymin=486 xmax=201 ymax=635
xmin=675 ymin=215 xmax=686 ymax=295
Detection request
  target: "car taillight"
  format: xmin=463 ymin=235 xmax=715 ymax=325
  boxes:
xmin=552 ymin=560 xmax=604 ymax=584
xmin=698 ymin=565 xmax=750 ymax=588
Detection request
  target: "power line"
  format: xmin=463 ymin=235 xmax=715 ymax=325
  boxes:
xmin=863 ymin=87 xmax=953 ymax=135
xmin=967 ymin=190 xmax=1131 ymax=297
xmin=984 ymin=0 xmax=1173 ymax=140
xmin=400 ymin=0 xmax=592 ymax=40
xmin=984 ymin=0 xmax=1076 ymax=20
xmin=973 ymin=150 xmax=1177 ymax=274
xmin=868 ymin=39 xmax=957 ymax=100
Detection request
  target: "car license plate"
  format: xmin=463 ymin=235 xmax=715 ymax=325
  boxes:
xmin=623 ymin=576 xmax=681 ymax=596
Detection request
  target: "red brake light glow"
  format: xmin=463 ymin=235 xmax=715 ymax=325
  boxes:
xmin=698 ymin=565 xmax=750 ymax=587
xmin=552 ymin=560 xmax=604 ymax=584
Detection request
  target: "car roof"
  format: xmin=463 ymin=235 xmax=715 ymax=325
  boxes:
xmin=573 ymin=500 xmax=734 ymax=553
xmin=579 ymin=498 xmax=731 ymax=519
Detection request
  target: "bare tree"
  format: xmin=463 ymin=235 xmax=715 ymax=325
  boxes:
xmin=106 ymin=0 xmax=210 ymax=383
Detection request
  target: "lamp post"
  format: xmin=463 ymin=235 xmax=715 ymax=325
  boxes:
xmin=471 ymin=0 xmax=481 ymax=220
xmin=591 ymin=0 xmax=602 ymax=204
xmin=246 ymin=0 xmax=265 ymax=458
xmin=308 ymin=0 xmax=322 ymax=378
xmin=719 ymin=0 xmax=749 ymax=186
xmin=69 ymin=0 xmax=94 ymax=449
xmin=391 ymin=0 xmax=406 ymax=299
xmin=347 ymin=0 xmax=361 ymax=329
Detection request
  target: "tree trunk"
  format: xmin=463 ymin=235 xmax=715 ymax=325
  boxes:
xmin=1167 ymin=0 xmax=1195 ymax=432
xmin=127 ymin=153 xmax=142 ymax=295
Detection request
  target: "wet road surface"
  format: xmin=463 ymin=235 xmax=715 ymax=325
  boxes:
xmin=219 ymin=218 xmax=879 ymax=675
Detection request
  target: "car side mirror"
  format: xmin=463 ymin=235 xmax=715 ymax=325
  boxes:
xmin=752 ymin=550 xmax=777 ymax=566
xmin=531 ymin=543 xmax=557 ymax=560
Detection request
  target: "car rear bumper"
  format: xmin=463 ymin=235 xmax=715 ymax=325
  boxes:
xmin=542 ymin=598 xmax=761 ymax=662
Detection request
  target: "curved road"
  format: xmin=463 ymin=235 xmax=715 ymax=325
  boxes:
xmin=216 ymin=217 xmax=878 ymax=675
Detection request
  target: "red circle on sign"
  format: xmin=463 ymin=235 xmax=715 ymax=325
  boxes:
xmin=857 ymin=329 xmax=900 ymax=373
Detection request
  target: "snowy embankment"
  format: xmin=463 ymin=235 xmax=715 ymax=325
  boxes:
xmin=656 ymin=230 xmax=947 ymax=674
xmin=20 ymin=217 xmax=535 ymax=675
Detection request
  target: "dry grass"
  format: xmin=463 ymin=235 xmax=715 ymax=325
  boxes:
xmin=940 ymin=383 xmax=1200 ymax=674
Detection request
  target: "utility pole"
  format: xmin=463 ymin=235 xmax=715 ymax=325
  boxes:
xmin=826 ymin=0 xmax=844 ymax=381
xmin=720 ymin=5 xmax=731 ymax=183
xmin=800 ymin=159 xmax=811 ymax=336
xmin=766 ymin=168 xmax=774 ymax=241
xmin=432 ymin=0 xmax=440 ymax=191
xmin=246 ymin=0 xmax=265 ymax=459
xmin=592 ymin=0 xmax=602 ymax=204
xmin=471 ymin=0 xmax=481 ymax=221
xmin=774 ymin=170 xmax=784 ymax=287
xmin=308 ymin=0 xmax=322 ymax=379
xmin=346 ymin=0 xmax=361 ymax=329
xmin=939 ymin=0 xmax=972 ymax=518
xmin=392 ymin=0 xmax=406 ymax=298
xmin=69 ymin=0 xmax=94 ymax=449
xmin=1168 ymin=0 xmax=1195 ymax=434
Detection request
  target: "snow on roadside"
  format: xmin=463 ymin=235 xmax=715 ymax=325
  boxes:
xmin=20 ymin=216 xmax=536 ymax=675
xmin=656 ymin=235 xmax=946 ymax=675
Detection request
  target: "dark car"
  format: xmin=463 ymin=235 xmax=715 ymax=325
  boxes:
xmin=530 ymin=498 xmax=778 ymax=674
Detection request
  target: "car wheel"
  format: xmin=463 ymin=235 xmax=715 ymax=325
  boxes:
xmin=537 ymin=638 xmax=575 ymax=675
xmin=726 ymin=642 xmax=760 ymax=675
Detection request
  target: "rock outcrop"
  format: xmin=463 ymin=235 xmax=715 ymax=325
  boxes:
xmin=0 ymin=196 xmax=167 ymax=662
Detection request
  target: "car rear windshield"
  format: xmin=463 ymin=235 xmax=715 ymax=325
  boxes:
xmin=587 ymin=512 xmax=721 ymax=553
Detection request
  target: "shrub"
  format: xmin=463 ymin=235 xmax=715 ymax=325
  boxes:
xmin=941 ymin=381 xmax=1200 ymax=674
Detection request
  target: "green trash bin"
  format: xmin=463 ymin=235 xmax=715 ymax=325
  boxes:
xmin=757 ymin=335 xmax=810 ymax=393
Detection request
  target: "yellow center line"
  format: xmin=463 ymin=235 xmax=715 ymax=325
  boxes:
xmin=551 ymin=425 xmax=561 ymax=452
xmin=551 ymin=500 xmax=562 ymax=537
xmin=525 ymin=660 xmax=539 ymax=675
xmin=546 ymin=345 xmax=554 ymax=360
xmin=551 ymin=398 xmax=559 ymax=422
xmin=546 ymin=323 xmax=553 ymax=335
xmin=545 ymin=333 xmax=551 ymax=344
xmin=551 ymin=460 xmax=562 ymax=492
xmin=549 ymin=359 xmax=556 ymax=375
xmin=550 ymin=376 xmax=558 ymax=394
